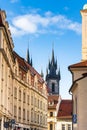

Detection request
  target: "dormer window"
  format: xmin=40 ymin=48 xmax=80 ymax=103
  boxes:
xmin=49 ymin=101 xmax=54 ymax=106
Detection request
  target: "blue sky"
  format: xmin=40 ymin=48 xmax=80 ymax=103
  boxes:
xmin=0 ymin=0 xmax=86 ymax=99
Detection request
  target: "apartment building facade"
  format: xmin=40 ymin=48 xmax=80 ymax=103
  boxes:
xmin=0 ymin=10 xmax=48 ymax=130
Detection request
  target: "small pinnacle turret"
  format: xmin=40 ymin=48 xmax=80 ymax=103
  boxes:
xmin=41 ymin=69 xmax=44 ymax=78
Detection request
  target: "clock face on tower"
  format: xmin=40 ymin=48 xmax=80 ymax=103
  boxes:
xmin=83 ymin=4 xmax=87 ymax=10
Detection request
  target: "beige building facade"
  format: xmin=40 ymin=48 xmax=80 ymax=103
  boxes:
xmin=69 ymin=4 xmax=87 ymax=130
xmin=0 ymin=10 xmax=48 ymax=130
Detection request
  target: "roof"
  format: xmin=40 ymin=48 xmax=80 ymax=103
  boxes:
xmin=68 ymin=60 xmax=87 ymax=69
xmin=69 ymin=73 xmax=87 ymax=92
xmin=13 ymin=51 xmax=44 ymax=83
xmin=57 ymin=100 xmax=72 ymax=119
xmin=68 ymin=60 xmax=87 ymax=92
xmin=80 ymin=9 xmax=87 ymax=13
xmin=48 ymin=95 xmax=59 ymax=109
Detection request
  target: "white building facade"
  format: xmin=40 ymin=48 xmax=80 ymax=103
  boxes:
xmin=69 ymin=4 xmax=87 ymax=130
xmin=0 ymin=10 xmax=48 ymax=130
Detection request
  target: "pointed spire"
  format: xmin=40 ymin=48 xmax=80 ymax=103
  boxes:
xmin=49 ymin=59 xmax=51 ymax=70
xmin=26 ymin=47 xmax=30 ymax=64
xmin=26 ymin=43 xmax=33 ymax=66
xmin=52 ymin=48 xmax=54 ymax=63
xmin=30 ymin=57 xmax=33 ymax=66
xmin=55 ymin=58 xmax=57 ymax=70
xmin=58 ymin=67 xmax=61 ymax=80
xmin=41 ymin=69 xmax=44 ymax=78
xmin=46 ymin=67 xmax=48 ymax=75
xmin=51 ymin=43 xmax=55 ymax=65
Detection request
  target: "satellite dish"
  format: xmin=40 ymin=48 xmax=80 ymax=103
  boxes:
xmin=83 ymin=4 xmax=87 ymax=10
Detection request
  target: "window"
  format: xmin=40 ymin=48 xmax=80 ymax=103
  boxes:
xmin=68 ymin=124 xmax=71 ymax=130
xmin=40 ymin=101 xmax=42 ymax=109
xmin=35 ymin=97 xmax=37 ymax=107
xmin=31 ymin=95 xmax=33 ymax=105
xmin=35 ymin=112 xmax=36 ymax=123
xmin=27 ymin=95 xmax=29 ymax=104
xmin=37 ymin=114 xmax=39 ymax=123
xmin=40 ymin=114 xmax=42 ymax=124
xmin=23 ymin=74 xmax=27 ymax=82
xmin=19 ymin=107 xmax=21 ymax=119
xmin=19 ymin=90 xmax=21 ymax=101
xmin=38 ymin=99 xmax=39 ymax=108
xmin=49 ymin=101 xmax=53 ymax=106
xmin=27 ymin=110 xmax=29 ymax=121
xmin=23 ymin=92 xmax=26 ymax=103
xmin=50 ymin=112 xmax=53 ymax=117
xmin=52 ymin=83 xmax=55 ymax=92
xmin=14 ymin=105 xmax=17 ymax=117
xmin=31 ymin=76 xmax=34 ymax=86
xmin=50 ymin=124 xmax=53 ymax=130
xmin=14 ymin=87 xmax=17 ymax=98
xmin=62 ymin=124 xmax=65 ymax=130
xmin=31 ymin=110 xmax=33 ymax=122
xmin=19 ymin=71 xmax=22 ymax=79
xmin=23 ymin=109 xmax=25 ymax=120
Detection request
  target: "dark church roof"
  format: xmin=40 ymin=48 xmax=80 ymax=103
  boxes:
xmin=46 ymin=48 xmax=61 ymax=80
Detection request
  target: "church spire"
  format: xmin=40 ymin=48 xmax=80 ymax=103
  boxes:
xmin=51 ymin=42 xmax=55 ymax=65
xmin=26 ymin=47 xmax=30 ymax=64
xmin=41 ymin=69 xmax=44 ymax=78
xmin=46 ymin=46 xmax=61 ymax=95
xmin=58 ymin=67 xmax=61 ymax=80
xmin=48 ymin=47 xmax=57 ymax=76
xmin=30 ymin=57 xmax=33 ymax=66
xmin=26 ymin=45 xmax=33 ymax=66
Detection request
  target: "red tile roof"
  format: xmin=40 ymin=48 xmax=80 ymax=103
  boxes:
xmin=68 ymin=60 xmax=87 ymax=68
xmin=57 ymin=100 xmax=72 ymax=118
xmin=80 ymin=9 xmax=87 ymax=13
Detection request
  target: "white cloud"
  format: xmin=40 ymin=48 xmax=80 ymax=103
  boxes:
xmin=13 ymin=15 xmax=37 ymax=33
xmin=9 ymin=11 xmax=81 ymax=37
xmin=67 ymin=22 xmax=82 ymax=34
xmin=9 ymin=25 xmax=25 ymax=36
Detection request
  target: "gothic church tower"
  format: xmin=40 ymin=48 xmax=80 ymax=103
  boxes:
xmin=46 ymin=49 xmax=61 ymax=95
